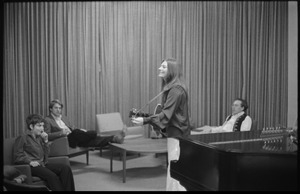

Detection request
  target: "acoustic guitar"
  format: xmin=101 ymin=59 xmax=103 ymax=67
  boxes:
xmin=129 ymin=104 xmax=167 ymax=138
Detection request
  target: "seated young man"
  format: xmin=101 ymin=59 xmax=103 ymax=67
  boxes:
xmin=197 ymin=98 xmax=252 ymax=133
xmin=13 ymin=114 xmax=75 ymax=191
xmin=44 ymin=99 xmax=125 ymax=148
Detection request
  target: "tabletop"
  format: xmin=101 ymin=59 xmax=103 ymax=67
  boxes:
xmin=109 ymin=137 xmax=168 ymax=153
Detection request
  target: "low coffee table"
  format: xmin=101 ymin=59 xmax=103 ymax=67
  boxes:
xmin=109 ymin=137 xmax=168 ymax=183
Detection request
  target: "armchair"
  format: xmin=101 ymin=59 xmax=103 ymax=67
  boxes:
xmin=3 ymin=137 xmax=70 ymax=186
xmin=96 ymin=112 xmax=144 ymax=156
xmin=96 ymin=112 xmax=144 ymax=138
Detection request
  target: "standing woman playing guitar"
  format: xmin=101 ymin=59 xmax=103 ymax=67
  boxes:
xmin=131 ymin=58 xmax=191 ymax=191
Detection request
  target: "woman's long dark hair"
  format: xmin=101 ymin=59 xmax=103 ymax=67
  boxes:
xmin=160 ymin=58 xmax=187 ymax=92
xmin=160 ymin=58 xmax=188 ymax=104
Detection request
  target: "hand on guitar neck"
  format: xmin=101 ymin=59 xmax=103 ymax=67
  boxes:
xmin=129 ymin=108 xmax=150 ymax=126
xmin=129 ymin=108 xmax=150 ymax=118
xmin=129 ymin=104 xmax=167 ymax=138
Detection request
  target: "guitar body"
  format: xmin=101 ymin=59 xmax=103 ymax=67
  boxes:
xmin=151 ymin=104 xmax=167 ymax=138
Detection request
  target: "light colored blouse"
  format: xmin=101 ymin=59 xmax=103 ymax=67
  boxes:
xmin=212 ymin=111 xmax=252 ymax=133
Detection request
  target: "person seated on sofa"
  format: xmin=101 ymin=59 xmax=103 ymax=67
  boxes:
xmin=197 ymin=98 xmax=252 ymax=133
xmin=44 ymin=99 xmax=125 ymax=148
xmin=13 ymin=114 xmax=75 ymax=191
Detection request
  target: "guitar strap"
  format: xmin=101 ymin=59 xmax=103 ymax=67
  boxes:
xmin=134 ymin=82 xmax=183 ymax=115
xmin=134 ymin=90 xmax=165 ymax=117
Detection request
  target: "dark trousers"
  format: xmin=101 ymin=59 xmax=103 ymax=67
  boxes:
xmin=67 ymin=129 xmax=114 ymax=148
xmin=30 ymin=163 xmax=75 ymax=191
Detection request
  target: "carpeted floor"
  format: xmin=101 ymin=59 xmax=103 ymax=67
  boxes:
xmin=70 ymin=149 xmax=167 ymax=191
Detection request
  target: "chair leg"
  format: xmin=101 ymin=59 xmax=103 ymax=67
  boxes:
xmin=86 ymin=151 xmax=89 ymax=165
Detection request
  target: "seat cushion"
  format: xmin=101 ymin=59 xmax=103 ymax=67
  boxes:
xmin=30 ymin=176 xmax=46 ymax=186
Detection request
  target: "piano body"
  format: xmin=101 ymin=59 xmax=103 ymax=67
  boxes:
xmin=170 ymin=130 xmax=298 ymax=191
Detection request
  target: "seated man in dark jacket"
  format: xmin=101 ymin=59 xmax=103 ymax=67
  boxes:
xmin=13 ymin=114 xmax=75 ymax=191
xmin=44 ymin=99 xmax=125 ymax=148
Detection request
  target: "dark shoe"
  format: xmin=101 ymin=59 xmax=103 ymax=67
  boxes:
xmin=112 ymin=131 xmax=125 ymax=144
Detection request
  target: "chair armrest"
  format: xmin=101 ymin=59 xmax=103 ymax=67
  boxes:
xmin=11 ymin=157 xmax=70 ymax=185
xmin=13 ymin=165 xmax=33 ymax=184
xmin=48 ymin=156 xmax=70 ymax=166
xmin=124 ymin=126 xmax=144 ymax=139
xmin=126 ymin=126 xmax=144 ymax=135
xmin=49 ymin=137 xmax=69 ymax=157
xmin=3 ymin=179 xmax=50 ymax=191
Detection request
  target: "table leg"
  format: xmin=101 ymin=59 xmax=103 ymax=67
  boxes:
xmin=166 ymin=152 xmax=168 ymax=167
xmin=110 ymin=147 xmax=113 ymax=173
xmin=122 ymin=150 xmax=126 ymax=183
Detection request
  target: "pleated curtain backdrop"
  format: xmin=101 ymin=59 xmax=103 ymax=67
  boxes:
xmin=3 ymin=1 xmax=288 ymax=138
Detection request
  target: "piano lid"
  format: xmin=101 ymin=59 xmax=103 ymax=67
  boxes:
xmin=187 ymin=130 xmax=298 ymax=154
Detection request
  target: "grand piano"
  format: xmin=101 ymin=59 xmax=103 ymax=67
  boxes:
xmin=170 ymin=129 xmax=298 ymax=191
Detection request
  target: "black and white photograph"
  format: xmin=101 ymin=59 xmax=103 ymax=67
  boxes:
xmin=2 ymin=1 xmax=298 ymax=191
